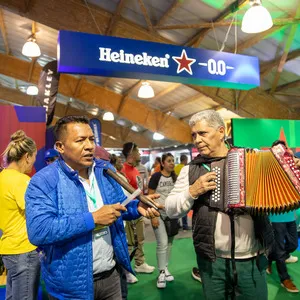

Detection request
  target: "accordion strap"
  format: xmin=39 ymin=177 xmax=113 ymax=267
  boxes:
xmin=229 ymin=212 xmax=238 ymax=299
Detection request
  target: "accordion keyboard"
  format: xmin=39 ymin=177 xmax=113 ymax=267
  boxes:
xmin=227 ymin=151 xmax=242 ymax=206
xmin=211 ymin=166 xmax=221 ymax=203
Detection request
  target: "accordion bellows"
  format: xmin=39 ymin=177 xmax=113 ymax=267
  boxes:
xmin=227 ymin=144 xmax=300 ymax=214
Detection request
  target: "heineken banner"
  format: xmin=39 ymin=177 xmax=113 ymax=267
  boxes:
xmin=58 ymin=30 xmax=260 ymax=90
xmin=36 ymin=60 xmax=60 ymax=126
xmin=232 ymin=118 xmax=300 ymax=152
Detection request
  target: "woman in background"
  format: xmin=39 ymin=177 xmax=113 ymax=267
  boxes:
xmin=0 ymin=130 xmax=40 ymax=300
xmin=151 ymin=157 xmax=162 ymax=176
xmin=148 ymin=153 xmax=177 ymax=289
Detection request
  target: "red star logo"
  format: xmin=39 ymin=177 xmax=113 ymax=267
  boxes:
xmin=172 ymin=49 xmax=196 ymax=75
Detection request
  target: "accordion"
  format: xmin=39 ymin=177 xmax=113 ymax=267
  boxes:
xmin=210 ymin=144 xmax=300 ymax=214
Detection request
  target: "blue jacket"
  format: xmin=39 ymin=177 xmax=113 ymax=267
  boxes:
xmin=25 ymin=158 xmax=141 ymax=300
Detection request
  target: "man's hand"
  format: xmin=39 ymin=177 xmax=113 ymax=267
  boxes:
xmin=151 ymin=217 xmax=160 ymax=229
xmin=189 ymin=171 xmax=217 ymax=199
xmin=92 ymin=203 xmax=127 ymax=226
xmin=137 ymin=194 xmax=162 ymax=219
xmin=294 ymin=156 xmax=300 ymax=168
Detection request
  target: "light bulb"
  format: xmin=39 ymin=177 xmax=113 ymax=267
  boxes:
xmin=131 ymin=125 xmax=139 ymax=132
xmin=153 ymin=132 xmax=164 ymax=140
xmin=138 ymin=82 xmax=155 ymax=98
xmin=241 ymin=0 xmax=273 ymax=34
xmin=22 ymin=36 xmax=41 ymax=57
xmin=103 ymin=112 xmax=114 ymax=121
xmin=26 ymin=85 xmax=39 ymax=95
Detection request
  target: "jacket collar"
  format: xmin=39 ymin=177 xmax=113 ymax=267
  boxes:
xmin=57 ymin=157 xmax=114 ymax=181
xmin=57 ymin=158 xmax=80 ymax=181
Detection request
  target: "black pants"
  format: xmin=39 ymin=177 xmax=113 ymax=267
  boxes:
xmin=269 ymin=221 xmax=298 ymax=282
xmin=48 ymin=268 xmax=122 ymax=300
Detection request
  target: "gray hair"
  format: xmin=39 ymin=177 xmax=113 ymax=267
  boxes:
xmin=189 ymin=110 xmax=225 ymax=129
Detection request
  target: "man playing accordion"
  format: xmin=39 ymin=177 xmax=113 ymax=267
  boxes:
xmin=165 ymin=110 xmax=300 ymax=300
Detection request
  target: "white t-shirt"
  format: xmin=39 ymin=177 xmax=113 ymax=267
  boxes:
xmin=80 ymin=165 xmax=115 ymax=274
xmin=165 ymin=165 xmax=260 ymax=259
xmin=149 ymin=172 xmax=175 ymax=218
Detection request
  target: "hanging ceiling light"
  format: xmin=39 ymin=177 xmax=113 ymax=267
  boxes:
xmin=22 ymin=21 xmax=41 ymax=57
xmin=22 ymin=35 xmax=41 ymax=57
xmin=138 ymin=82 xmax=155 ymax=98
xmin=241 ymin=0 xmax=273 ymax=34
xmin=153 ymin=132 xmax=164 ymax=140
xmin=103 ymin=112 xmax=114 ymax=121
xmin=26 ymin=85 xmax=39 ymax=95
xmin=131 ymin=125 xmax=139 ymax=132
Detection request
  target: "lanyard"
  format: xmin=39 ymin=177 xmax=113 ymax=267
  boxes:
xmin=84 ymin=174 xmax=98 ymax=209
xmin=202 ymin=163 xmax=211 ymax=172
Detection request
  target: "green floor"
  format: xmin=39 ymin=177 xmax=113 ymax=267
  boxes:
xmin=1 ymin=238 xmax=299 ymax=299
xmin=128 ymin=238 xmax=300 ymax=300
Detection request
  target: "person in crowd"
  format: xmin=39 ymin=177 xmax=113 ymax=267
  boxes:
xmin=44 ymin=148 xmax=59 ymax=165
xmin=174 ymin=154 xmax=191 ymax=231
xmin=122 ymin=142 xmax=155 ymax=284
xmin=110 ymin=154 xmax=127 ymax=182
xmin=151 ymin=157 xmax=162 ymax=176
xmin=110 ymin=153 xmax=131 ymax=299
xmin=266 ymin=140 xmax=299 ymax=293
xmin=165 ymin=110 xmax=276 ymax=300
xmin=148 ymin=153 xmax=177 ymax=289
xmin=25 ymin=116 xmax=159 ymax=300
xmin=136 ymin=158 xmax=149 ymax=195
xmin=174 ymin=154 xmax=188 ymax=175
xmin=0 ymin=130 xmax=40 ymax=300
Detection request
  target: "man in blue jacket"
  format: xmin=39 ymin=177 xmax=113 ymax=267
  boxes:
xmin=25 ymin=115 xmax=159 ymax=300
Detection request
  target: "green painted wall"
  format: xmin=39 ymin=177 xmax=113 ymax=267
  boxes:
xmin=232 ymin=118 xmax=300 ymax=148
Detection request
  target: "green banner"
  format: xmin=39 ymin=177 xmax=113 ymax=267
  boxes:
xmin=232 ymin=118 xmax=300 ymax=149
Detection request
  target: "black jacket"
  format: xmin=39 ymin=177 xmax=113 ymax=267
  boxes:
xmin=189 ymin=155 xmax=274 ymax=262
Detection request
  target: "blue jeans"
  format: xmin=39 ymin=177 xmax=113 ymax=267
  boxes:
xmin=153 ymin=218 xmax=174 ymax=271
xmin=182 ymin=215 xmax=188 ymax=229
xmin=2 ymin=250 xmax=40 ymax=300
xmin=268 ymin=221 xmax=298 ymax=282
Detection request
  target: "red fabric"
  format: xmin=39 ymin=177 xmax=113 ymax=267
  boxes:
xmin=122 ymin=162 xmax=141 ymax=190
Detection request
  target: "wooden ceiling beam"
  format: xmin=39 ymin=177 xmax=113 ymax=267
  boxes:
xmin=123 ymin=79 xmax=144 ymax=97
xmin=236 ymin=26 xmax=284 ymax=53
xmin=185 ymin=0 xmax=248 ymax=48
xmin=269 ymin=4 xmax=300 ymax=94
xmin=260 ymin=48 xmax=300 ymax=80
xmin=0 ymin=53 xmax=192 ymax=143
xmin=117 ymin=79 xmax=144 ymax=114
xmin=272 ymin=80 xmax=300 ymax=93
xmin=275 ymin=92 xmax=300 ymax=97
xmin=188 ymin=84 xmax=299 ymax=119
xmin=0 ymin=9 xmax=9 ymax=54
xmin=137 ymin=0 xmax=154 ymax=33
xmin=156 ymin=17 xmax=300 ymax=31
xmin=155 ymin=0 xmax=182 ymax=27
xmin=179 ymin=105 xmax=221 ymax=121
xmin=146 ymin=83 xmax=181 ymax=105
xmin=0 ymin=84 xmax=158 ymax=148
xmin=103 ymin=77 xmax=112 ymax=88
xmin=105 ymin=0 xmax=127 ymax=35
xmin=162 ymin=93 xmax=205 ymax=113
xmin=0 ymin=0 xmax=174 ymax=44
